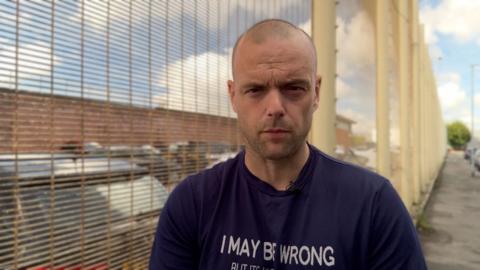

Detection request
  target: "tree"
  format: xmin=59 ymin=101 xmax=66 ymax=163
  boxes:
xmin=351 ymin=134 xmax=367 ymax=147
xmin=447 ymin=121 xmax=471 ymax=149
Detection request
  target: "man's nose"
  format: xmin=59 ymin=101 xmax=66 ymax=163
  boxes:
xmin=265 ymin=89 xmax=285 ymax=118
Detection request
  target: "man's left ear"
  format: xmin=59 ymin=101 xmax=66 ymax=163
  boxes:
xmin=313 ymin=76 xmax=321 ymax=110
xmin=228 ymin=80 xmax=237 ymax=113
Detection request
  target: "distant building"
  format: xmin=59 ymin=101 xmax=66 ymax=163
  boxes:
xmin=1 ymin=89 xmax=360 ymax=154
xmin=335 ymin=114 xmax=356 ymax=148
xmin=0 ymin=88 xmax=239 ymax=153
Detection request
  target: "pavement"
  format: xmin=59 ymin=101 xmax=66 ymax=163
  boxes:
xmin=418 ymin=151 xmax=480 ymax=270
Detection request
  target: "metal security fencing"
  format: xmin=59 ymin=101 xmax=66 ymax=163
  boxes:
xmin=0 ymin=1 xmax=311 ymax=269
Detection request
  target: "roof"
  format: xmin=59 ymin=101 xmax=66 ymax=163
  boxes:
xmin=336 ymin=114 xmax=356 ymax=125
xmin=0 ymin=153 xmax=143 ymax=179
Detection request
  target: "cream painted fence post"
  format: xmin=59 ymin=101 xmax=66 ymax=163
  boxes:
xmin=409 ymin=0 xmax=421 ymax=205
xmin=310 ymin=0 xmax=337 ymax=154
xmin=395 ymin=0 xmax=412 ymax=210
xmin=417 ymin=25 xmax=427 ymax=192
xmin=374 ymin=0 xmax=391 ymax=178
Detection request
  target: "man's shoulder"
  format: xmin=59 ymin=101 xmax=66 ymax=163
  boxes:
xmin=173 ymin=151 xmax=242 ymax=197
xmin=311 ymin=147 xmax=389 ymax=194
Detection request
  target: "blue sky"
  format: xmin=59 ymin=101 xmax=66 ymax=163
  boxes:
xmin=1 ymin=0 xmax=470 ymax=140
xmin=334 ymin=0 xmax=480 ymax=144
xmin=420 ymin=0 xmax=480 ymax=137
xmin=0 ymin=0 xmax=311 ymax=117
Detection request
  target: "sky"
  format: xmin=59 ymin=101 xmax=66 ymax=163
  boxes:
xmin=420 ymin=0 xmax=480 ymax=138
xmin=335 ymin=0 xmax=398 ymax=144
xmin=0 ymin=0 xmax=311 ymax=119
xmin=1 ymin=0 xmax=475 ymax=140
xmin=334 ymin=0 xmax=480 ymax=144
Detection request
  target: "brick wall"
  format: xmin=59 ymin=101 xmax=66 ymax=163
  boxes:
xmin=336 ymin=128 xmax=352 ymax=148
xmin=0 ymin=89 xmax=240 ymax=153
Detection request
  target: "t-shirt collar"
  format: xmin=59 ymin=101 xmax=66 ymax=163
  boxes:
xmin=239 ymin=143 xmax=317 ymax=196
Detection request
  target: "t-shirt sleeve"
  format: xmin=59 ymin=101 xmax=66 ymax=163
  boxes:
xmin=149 ymin=178 xmax=199 ymax=270
xmin=368 ymin=180 xmax=427 ymax=270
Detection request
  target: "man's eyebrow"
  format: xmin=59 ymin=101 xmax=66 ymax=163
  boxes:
xmin=240 ymin=82 xmax=265 ymax=89
xmin=239 ymin=79 xmax=311 ymax=89
xmin=281 ymin=79 xmax=311 ymax=87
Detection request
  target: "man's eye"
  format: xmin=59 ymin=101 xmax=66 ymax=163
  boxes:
xmin=285 ymin=86 xmax=305 ymax=92
xmin=246 ymin=88 xmax=261 ymax=94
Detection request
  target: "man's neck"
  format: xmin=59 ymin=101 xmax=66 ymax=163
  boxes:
xmin=244 ymin=143 xmax=310 ymax=191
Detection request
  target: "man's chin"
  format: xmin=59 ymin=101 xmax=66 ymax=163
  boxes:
xmin=258 ymin=143 xmax=298 ymax=160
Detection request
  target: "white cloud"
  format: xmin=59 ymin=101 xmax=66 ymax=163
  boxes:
xmin=428 ymin=44 xmax=444 ymax=61
xmin=435 ymin=72 xmax=474 ymax=129
xmin=336 ymin=78 xmax=353 ymax=99
xmin=437 ymin=72 xmax=466 ymax=110
xmin=71 ymin=1 xmax=149 ymax=33
xmin=0 ymin=41 xmax=61 ymax=89
xmin=340 ymin=108 xmax=375 ymax=139
xmin=84 ymin=1 xmax=109 ymax=32
xmin=298 ymin=19 xmax=312 ymax=36
xmin=421 ymin=0 xmax=480 ymax=45
xmin=336 ymin=11 xmax=375 ymax=79
xmin=0 ymin=3 xmax=61 ymax=89
xmin=475 ymin=93 xmax=480 ymax=106
xmin=422 ymin=22 xmax=438 ymax=44
xmin=1 ymin=1 xmax=312 ymax=110
xmin=153 ymin=1 xmax=312 ymax=117
xmin=0 ymin=3 xmax=32 ymax=27
xmin=18 ymin=43 xmax=59 ymax=74
xmin=155 ymin=52 xmax=233 ymax=117
xmin=75 ymin=0 xmax=310 ymax=38
xmin=336 ymin=10 xmax=377 ymax=140
xmin=222 ymin=0 xmax=309 ymax=29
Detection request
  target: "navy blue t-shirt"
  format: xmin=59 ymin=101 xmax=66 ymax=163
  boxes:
xmin=149 ymin=145 xmax=426 ymax=269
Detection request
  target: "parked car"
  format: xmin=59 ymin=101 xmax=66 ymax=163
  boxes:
xmin=334 ymin=145 xmax=371 ymax=170
xmin=167 ymin=141 xmax=209 ymax=175
xmin=464 ymin=147 xmax=475 ymax=160
xmin=471 ymin=149 xmax=480 ymax=169
xmin=107 ymin=144 xmax=181 ymax=184
xmin=464 ymin=140 xmax=480 ymax=160
xmin=0 ymin=153 xmax=168 ymax=270
xmin=206 ymin=152 xmax=239 ymax=169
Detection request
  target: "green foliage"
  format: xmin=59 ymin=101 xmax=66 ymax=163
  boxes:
xmin=416 ymin=213 xmax=434 ymax=233
xmin=447 ymin=121 xmax=471 ymax=149
xmin=351 ymin=134 xmax=367 ymax=147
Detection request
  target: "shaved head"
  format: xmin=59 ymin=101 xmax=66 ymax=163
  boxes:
xmin=227 ymin=18 xmax=321 ymax=163
xmin=232 ymin=19 xmax=317 ymax=78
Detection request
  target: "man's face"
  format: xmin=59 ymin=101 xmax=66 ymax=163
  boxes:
xmin=228 ymin=35 xmax=320 ymax=160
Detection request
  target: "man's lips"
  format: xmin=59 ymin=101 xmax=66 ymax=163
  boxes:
xmin=261 ymin=129 xmax=291 ymax=141
xmin=262 ymin=128 xmax=290 ymax=133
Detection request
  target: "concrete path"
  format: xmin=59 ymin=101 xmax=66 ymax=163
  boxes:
xmin=419 ymin=151 xmax=480 ymax=270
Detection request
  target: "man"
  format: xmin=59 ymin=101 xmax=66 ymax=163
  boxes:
xmin=150 ymin=19 xmax=427 ymax=269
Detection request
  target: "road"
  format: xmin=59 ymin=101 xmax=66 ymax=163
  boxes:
xmin=419 ymin=151 xmax=480 ymax=270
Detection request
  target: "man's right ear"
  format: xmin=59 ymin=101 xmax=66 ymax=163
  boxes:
xmin=228 ymin=80 xmax=237 ymax=113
